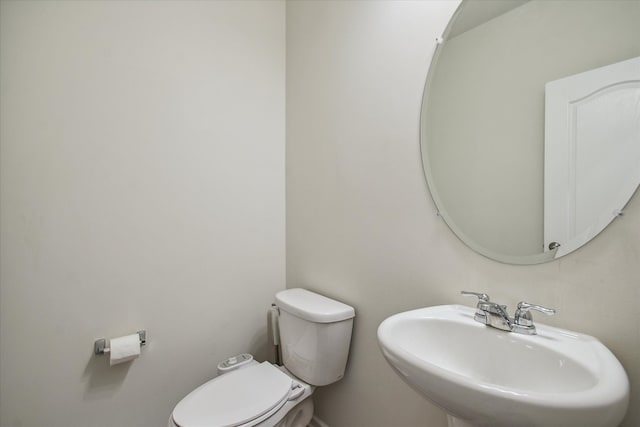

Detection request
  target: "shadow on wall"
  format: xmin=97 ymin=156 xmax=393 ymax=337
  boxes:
xmin=82 ymin=352 xmax=132 ymax=399
xmin=251 ymin=323 xmax=273 ymax=364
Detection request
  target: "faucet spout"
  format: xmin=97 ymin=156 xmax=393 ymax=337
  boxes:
xmin=482 ymin=302 xmax=513 ymax=331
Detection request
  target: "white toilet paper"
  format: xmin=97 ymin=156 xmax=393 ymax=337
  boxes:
xmin=109 ymin=333 xmax=141 ymax=366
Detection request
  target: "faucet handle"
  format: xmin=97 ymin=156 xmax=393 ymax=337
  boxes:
xmin=514 ymin=301 xmax=556 ymax=327
xmin=461 ymin=291 xmax=490 ymax=302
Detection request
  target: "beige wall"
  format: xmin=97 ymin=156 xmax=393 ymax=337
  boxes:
xmin=2 ymin=1 xmax=639 ymax=426
xmin=0 ymin=1 xmax=284 ymax=426
xmin=286 ymin=1 xmax=640 ymax=427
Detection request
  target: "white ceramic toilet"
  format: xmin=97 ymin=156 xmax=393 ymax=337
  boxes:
xmin=168 ymin=288 xmax=355 ymax=427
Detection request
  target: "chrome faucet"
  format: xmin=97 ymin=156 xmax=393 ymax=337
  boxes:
xmin=461 ymin=291 xmax=556 ymax=335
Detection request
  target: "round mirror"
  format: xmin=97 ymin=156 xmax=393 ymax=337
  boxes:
xmin=421 ymin=0 xmax=640 ymax=264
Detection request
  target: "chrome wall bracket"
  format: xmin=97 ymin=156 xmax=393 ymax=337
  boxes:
xmin=94 ymin=330 xmax=146 ymax=355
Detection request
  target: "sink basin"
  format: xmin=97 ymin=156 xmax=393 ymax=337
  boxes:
xmin=377 ymin=305 xmax=629 ymax=427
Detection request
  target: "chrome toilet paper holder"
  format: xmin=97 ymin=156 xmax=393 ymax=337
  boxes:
xmin=94 ymin=330 xmax=146 ymax=355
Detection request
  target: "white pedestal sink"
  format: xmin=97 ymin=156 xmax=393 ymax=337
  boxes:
xmin=377 ymin=305 xmax=629 ymax=427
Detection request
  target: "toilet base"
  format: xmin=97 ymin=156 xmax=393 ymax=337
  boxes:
xmin=273 ymin=398 xmax=314 ymax=427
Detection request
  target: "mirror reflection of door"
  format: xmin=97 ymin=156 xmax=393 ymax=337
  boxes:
xmin=421 ymin=0 xmax=640 ymax=264
xmin=544 ymin=56 xmax=640 ymax=258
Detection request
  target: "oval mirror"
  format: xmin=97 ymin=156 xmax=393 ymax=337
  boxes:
xmin=421 ymin=0 xmax=640 ymax=264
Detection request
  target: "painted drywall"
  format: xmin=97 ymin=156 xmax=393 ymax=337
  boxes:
xmin=286 ymin=1 xmax=640 ymax=427
xmin=426 ymin=0 xmax=640 ymax=258
xmin=2 ymin=1 xmax=638 ymax=426
xmin=0 ymin=1 xmax=284 ymax=426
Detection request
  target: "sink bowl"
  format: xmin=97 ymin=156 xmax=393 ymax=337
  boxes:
xmin=377 ymin=305 xmax=629 ymax=427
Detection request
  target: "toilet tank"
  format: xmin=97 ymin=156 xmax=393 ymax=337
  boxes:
xmin=275 ymin=288 xmax=355 ymax=386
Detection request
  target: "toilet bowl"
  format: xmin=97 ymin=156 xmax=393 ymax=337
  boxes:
xmin=168 ymin=288 xmax=355 ymax=427
xmin=168 ymin=362 xmax=314 ymax=427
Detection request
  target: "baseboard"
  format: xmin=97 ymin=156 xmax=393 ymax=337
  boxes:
xmin=308 ymin=415 xmax=329 ymax=427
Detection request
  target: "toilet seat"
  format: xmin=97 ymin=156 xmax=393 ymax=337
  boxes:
xmin=172 ymin=362 xmax=296 ymax=427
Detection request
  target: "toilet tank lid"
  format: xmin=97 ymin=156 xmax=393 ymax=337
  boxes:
xmin=275 ymin=288 xmax=355 ymax=323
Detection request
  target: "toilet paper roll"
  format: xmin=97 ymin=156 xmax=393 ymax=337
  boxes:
xmin=109 ymin=333 xmax=141 ymax=366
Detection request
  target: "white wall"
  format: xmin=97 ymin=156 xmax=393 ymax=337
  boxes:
xmin=0 ymin=1 xmax=284 ymax=426
xmin=286 ymin=1 xmax=640 ymax=427
xmin=3 ymin=1 xmax=639 ymax=426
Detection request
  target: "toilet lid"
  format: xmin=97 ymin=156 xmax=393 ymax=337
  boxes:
xmin=172 ymin=362 xmax=293 ymax=427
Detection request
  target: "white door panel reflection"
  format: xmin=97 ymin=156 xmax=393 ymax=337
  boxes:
xmin=544 ymin=56 xmax=640 ymax=257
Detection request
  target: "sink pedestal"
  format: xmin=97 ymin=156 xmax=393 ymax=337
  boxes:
xmin=446 ymin=415 xmax=476 ymax=427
